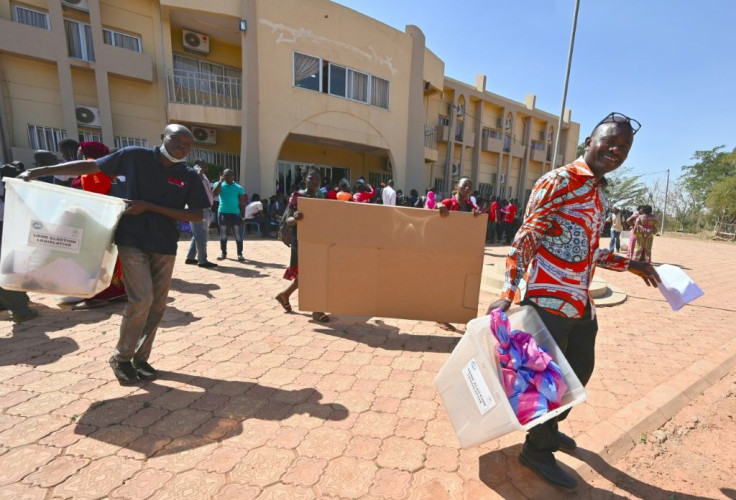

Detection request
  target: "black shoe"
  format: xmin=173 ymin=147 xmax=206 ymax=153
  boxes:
xmin=216 ymin=254 xmax=226 ymax=261
xmin=185 ymin=259 xmax=198 ymax=265
xmin=198 ymin=261 xmax=218 ymax=268
xmin=557 ymin=431 xmax=577 ymax=452
xmin=519 ymin=450 xmax=577 ymax=491
xmin=237 ymin=255 xmax=246 ymax=262
xmin=10 ymin=309 xmax=38 ymax=323
xmin=133 ymin=359 xmax=158 ymax=380
xmin=109 ymin=356 xmax=139 ymax=385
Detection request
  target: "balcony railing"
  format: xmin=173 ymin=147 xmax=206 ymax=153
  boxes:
xmin=424 ymin=125 xmax=437 ymax=149
xmin=190 ymin=148 xmax=241 ymax=172
xmin=168 ymin=69 xmax=241 ymax=109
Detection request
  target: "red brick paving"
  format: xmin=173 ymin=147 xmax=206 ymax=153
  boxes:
xmin=0 ymin=235 xmax=734 ymax=498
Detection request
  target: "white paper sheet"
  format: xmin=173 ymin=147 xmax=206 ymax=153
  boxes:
xmin=656 ymin=264 xmax=704 ymax=311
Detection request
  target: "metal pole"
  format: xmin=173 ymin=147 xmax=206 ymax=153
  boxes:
xmin=661 ymin=168 xmax=669 ymax=234
xmin=550 ymin=0 xmax=581 ymax=171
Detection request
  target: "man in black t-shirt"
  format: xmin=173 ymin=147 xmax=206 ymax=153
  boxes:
xmin=21 ymin=124 xmax=209 ymax=384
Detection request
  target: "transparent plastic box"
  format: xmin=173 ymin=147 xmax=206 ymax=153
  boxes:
xmin=0 ymin=178 xmax=126 ymax=297
xmin=435 ymin=305 xmax=587 ymax=448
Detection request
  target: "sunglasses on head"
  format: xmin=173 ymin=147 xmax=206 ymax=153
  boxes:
xmin=595 ymin=112 xmax=641 ymax=135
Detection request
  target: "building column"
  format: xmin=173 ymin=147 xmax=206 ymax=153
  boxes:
xmin=87 ymin=0 xmax=114 ymax=146
xmin=471 ymin=99 xmax=482 ymax=187
xmin=48 ymin=0 xmax=78 ymax=142
xmin=404 ymin=25 xmax=425 ymax=194
xmin=241 ymin=0 xmax=261 ymax=194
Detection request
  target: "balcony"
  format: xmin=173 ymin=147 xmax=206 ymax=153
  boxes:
xmin=424 ymin=125 xmax=438 ymax=162
xmin=167 ymin=69 xmax=241 ymax=109
xmin=481 ymin=129 xmax=503 ymax=153
xmin=531 ymin=141 xmax=547 ymax=162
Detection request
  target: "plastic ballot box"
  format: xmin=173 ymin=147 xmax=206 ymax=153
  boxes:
xmin=435 ymin=306 xmax=587 ymax=448
xmin=0 ymin=178 xmax=126 ymax=297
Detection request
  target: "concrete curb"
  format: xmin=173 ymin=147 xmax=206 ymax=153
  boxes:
xmin=559 ymin=338 xmax=736 ymax=481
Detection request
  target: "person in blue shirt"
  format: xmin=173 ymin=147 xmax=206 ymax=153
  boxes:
xmin=212 ymin=169 xmax=246 ymax=262
xmin=20 ymin=124 xmax=209 ymax=385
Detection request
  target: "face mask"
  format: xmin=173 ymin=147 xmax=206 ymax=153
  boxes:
xmin=160 ymin=143 xmax=186 ymax=163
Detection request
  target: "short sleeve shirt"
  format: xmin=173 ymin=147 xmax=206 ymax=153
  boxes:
xmin=97 ymin=146 xmax=210 ymax=255
xmin=213 ymin=181 xmax=245 ymax=214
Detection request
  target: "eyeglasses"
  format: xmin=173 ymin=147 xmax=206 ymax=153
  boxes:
xmin=595 ymin=112 xmax=641 ymax=135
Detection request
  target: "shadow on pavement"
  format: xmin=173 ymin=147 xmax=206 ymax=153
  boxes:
xmin=0 ymin=322 xmax=79 ymax=367
xmin=241 ymin=258 xmax=286 ymax=270
xmin=168 ymin=278 xmax=220 ymax=298
xmin=315 ymin=318 xmax=459 ymax=353
xmin=208 ymin=265 xmax=266 ymax=279
xmin=74 ymin=371 xmax=348 ymax=458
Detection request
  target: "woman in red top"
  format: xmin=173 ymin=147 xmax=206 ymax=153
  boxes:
xmin=435 ymin=176 xmax=481 ymax=331
xmin=72 ymin=141 xmax=127 ymax=309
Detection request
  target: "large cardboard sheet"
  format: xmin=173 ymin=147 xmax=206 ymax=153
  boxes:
xmin=297 ymin=198 xmax=487 ymax=323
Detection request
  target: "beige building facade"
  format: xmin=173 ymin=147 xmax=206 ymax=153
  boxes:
xmin=0 ymin=0 xmax=578 ymax=202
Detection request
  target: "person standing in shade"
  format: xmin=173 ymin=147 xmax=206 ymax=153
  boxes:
xmin=486 ymin=113 xmax=660 ymax=491
xmin=185 ymin=159 xmax=217 ymax=268
xmin=21 ymin=124 xmax=209 ymax=384
xmin=607 ymin=206 xmax=624 ymax=253
xmin=382 ymin=179 xmax=397 ymax=206
xmin=212 ymin=169 xmax=246 ymax=262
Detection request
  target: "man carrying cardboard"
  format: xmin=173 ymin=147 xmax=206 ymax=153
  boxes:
xmin=21 ymin=124 xmax=209 ymax=384
xmin=486 ymin=112 xmax=660 ymax=491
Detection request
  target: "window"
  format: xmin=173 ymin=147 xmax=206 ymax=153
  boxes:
xmin=65 ymin=19 xmax=95 ymax=61
xmin=294 ymin=53 xmax=320 ymax=91
xmin=27 ymin=125 xmax=67 ymax=152
xmin=438 ymin=116 xmax=450 ymax=127
xmin=79 ymin=131 xmax=101 ymax=143
xmin=173 ymin=54 xmax=240 ymax=96
xmin=371 ymin=76 xmax=389 ymax=109
xmin=293 ymin=52 xmax=389 ymax=110
xmin=190 ymin=148 xmax=240 ymax=174
xmin=368 ymin=172 xmax=391 ymax=188
xmin=12 ymin=5 xmax=50 ymax=29
xmin=103 ymin=28 xmax=142 ymax=52
xmin=115 ymin=136 xmax=149 ymax=148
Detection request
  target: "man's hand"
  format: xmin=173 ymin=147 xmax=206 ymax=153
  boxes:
xmin=472 ymin=209 xmax=482 ymax=217
xmin=628 ymin=260 xmax=661 ymax=287
xmin=123 ymin=199 xmax=153 ymax=216
xmin=18 ymin=169 xmax=39 ymax=182
xmin=438 ymin=204 xmax=449 ymax=217
xmin=486 ymin=298 xmax=511 ymax=315
xmin=293 ymin=210 xmax=303 ymax=220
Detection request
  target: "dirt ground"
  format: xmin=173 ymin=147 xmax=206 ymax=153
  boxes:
xmin=581 ymin=369 xmax=736 ymax=499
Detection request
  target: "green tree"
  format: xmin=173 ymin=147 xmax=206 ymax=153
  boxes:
xmin=680 ymin=146 xmax=736 ymax=202
xmin=577 ymin=142 xmax=585 ymax=158
xmin=706 ymin=176 xmax=736 ymax=223
xmin=603 ymin=167 xmax=648 ymax=209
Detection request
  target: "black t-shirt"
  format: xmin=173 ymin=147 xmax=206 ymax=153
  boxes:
xmin=97 ymin=146 xmax=210 ymax=255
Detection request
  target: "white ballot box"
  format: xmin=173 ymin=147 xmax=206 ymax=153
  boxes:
xmin=435 ymin=306 xmax=587 ymax=448
xmin=0 ymin=178 xmax=126 ymax=297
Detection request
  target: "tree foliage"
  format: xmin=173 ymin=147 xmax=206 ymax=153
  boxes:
xmin=706 ymin=176 xmax=736 ymax=223
xmin=680 ymin=146 xmax=736 ymax=203
xmin=604 ymin=167 xmax=648 ymax=209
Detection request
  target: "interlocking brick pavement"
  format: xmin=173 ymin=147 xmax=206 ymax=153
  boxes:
xmin=0 ymin=235 xmax=734 ymax=498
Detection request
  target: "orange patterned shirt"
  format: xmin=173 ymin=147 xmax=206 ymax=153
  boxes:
xmin=500 ymin=159 xmax=630 ymax=318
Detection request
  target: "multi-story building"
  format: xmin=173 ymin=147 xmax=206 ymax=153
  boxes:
xmin=0 ymin=0 xmax=579 ymax=203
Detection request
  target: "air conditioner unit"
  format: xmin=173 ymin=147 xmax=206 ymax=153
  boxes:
xmin=182 ymin=30 xmax=210 ymax=54
xmin=192 ymin=126 xmax=217 ymax=145
xmin=451 ymin=163 xmax=460 ymax=176
xmin=499 ymin=173 xmax=506 ymax=184
xmin=75 ymin=105 xmax=101 ymax=128
xmin=62 ymin=0 xmax=90 ymax=12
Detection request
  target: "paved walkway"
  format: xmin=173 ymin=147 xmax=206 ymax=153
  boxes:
xmin=0 ymin=235 xmax=734 ymax=499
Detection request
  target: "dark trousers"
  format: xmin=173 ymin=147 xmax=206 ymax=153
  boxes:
xmin=523 ymin=300 xmax=598 ymax=454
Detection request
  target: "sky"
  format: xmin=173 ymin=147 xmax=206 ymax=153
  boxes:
xmin=334 ymin=0 xmax=736 ymax=187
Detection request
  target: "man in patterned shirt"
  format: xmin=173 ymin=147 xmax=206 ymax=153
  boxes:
xmin=486 ymin=112 xmax=660 ymax=491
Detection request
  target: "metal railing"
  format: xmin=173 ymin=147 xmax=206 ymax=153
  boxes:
xmin=168 ymin=69 xmax=242 ymax=109
xmin=190 ymin=148 xmax=241 ymax=173
xmin=424 ymin=125 xmax=437 ymax=148
xmin=531 ymin=140 xmax=546 ymax=151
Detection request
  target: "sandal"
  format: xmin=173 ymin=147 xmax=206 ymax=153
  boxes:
xmin=311 ymin=312 xmax=330 ymax=323
xmin=275 ymin=294 xmax=292 ymax=313
xmin=437 ymin=322 xmax=456 ymax=332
